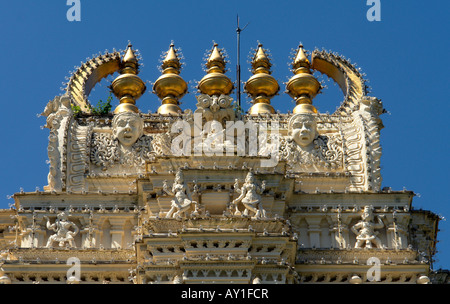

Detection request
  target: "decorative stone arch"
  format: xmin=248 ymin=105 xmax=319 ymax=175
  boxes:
xmin=311 ymin=49 xmax=369 ymax=115
xmin=65 ymin=51 xmax=123 ymax=113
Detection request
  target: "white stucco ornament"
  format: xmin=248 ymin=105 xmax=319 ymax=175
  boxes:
xmin=163 ymin=169 xmax=199 ymax=219
xmin=290 ymin=113 xmax=318 ymax=148
xmin=281 ymin=113 xmax=343 ymax=170
xmin=44 ymin=212 xmax=79 ymax=248
xmin=351 ymin=206 xmax=384 ymax=249
xmin=112 ymin=111 xmax=144 ymax=147
xmin=229 ymin=171 xmax=267 ymax=219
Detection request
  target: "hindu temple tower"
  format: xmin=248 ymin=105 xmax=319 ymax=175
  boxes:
xmin=0 ymin=41 xmax=441 ymax=284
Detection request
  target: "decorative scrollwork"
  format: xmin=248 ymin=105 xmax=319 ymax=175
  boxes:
xmin=280 ymin=134 xmax=343 ymax=170
xmin=194 ymin=94 xmax=235 ymax=124
xmin=90 ymin=133 xmax=119 ymax=169
xmin=90 ymin=133 xmax=154 ymax=169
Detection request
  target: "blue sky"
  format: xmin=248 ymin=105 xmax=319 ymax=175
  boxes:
xmin=1 ymin=0 xmax=449 ymax=269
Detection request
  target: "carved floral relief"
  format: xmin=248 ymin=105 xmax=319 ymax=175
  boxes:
xmin=90 ymin=133 xmax=154 ymax=169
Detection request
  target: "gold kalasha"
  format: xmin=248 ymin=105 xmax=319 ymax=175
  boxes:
xmin=153 ymin=43 xmax=188 ymax=115
xmin=245 ymin=43 xmax=279 ymax=115
xmin=286 ymin=44 xmax=321 ymax=114
xmin=197 ymin=43 xmax=234 ymax=96
xmin=111 ymin=43 xmax=146 ymax=114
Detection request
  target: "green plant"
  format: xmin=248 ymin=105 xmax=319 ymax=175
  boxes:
xmin=71 ymin=104 xmax=82 ymax=115
xmin=71 ymin=93 xmax=113 ymax=116
xmin=91 ymin=93 xmax=113 ymax=115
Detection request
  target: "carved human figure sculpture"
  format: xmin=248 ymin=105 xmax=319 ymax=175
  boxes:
xmin=351 ymin=206 xmax=384 ymax=249
xmin=230 ymin=172 xmax=267 ymax=219
xmin=112 ymin=111 xmax=144 ymax=148
xmin=198 ymin=119 xmax=234 ymax=153
xmin=44 ymin=212 xmax=79 ymax=248
xmin=163 ymin=169 xmax=198 ymax=218
xmin=288 ymin=113 xmax=318 ymax=148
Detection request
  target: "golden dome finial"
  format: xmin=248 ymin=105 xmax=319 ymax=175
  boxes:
xmin=252 ymin=43 xmax=272 ymax=72
xmin=161 ymin=42 xmax=181 ymax=72
xmin=153 ymin=42 xmax=187 ymax=115
xmin=197 ymin=42 xmax=233 ymax=96
xmin=111 ymin=43 xmax=146 ymax=114
xmin=286 ymin=43 xmax=320 ymax=114
xmin=206 ymin=43 xmax=226 ymax=73
xmin=293 ymin=43 xmax=310 ymax=69
xmin=123 ymin=43 xmax=138 ymax=66
xmin=245 ymin=43 xmax=279 ymax=115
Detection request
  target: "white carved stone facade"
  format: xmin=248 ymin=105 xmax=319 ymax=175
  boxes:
xmin=0 ymin=43 xmax=441 ymax=284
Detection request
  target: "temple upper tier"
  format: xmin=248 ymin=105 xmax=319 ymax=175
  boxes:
xmin=0 ymin=41 xmax=440 ymax=285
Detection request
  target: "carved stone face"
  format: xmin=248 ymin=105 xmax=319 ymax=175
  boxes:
xmin=175 ymin=169 xmax=184 ymax=183
xmin=112 ymin=112 xmax=143 ymax=147
xmin=175 ymin=190 xmax=187 ymax=200
xmin=289 ymin=114 xmax=318 ymax=147
xmin=56 ymin=212 xmax=68 ymax=221
xmin=245 ymin=172 xmax=255 ymax=184
xmin=361 ymin=206 xmax=374 ymax=222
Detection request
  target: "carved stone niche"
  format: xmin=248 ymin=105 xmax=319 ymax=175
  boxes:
xmin=201 ymin=191 xmax=231 ymax=215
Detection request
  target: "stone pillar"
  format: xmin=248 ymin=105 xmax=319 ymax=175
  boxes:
xmin=305 ymin=217 xmax=322 ymax=248
xmin=22 ymin=226 xmax=45 ymax=248
xmin=20 ymin=229 xmax=32 ymax=248
xmin=330 ymin=225 xmax=349 ymax=249
xmin=387 ymin=224 xmax=408 ymax=249
xmin=35 ymin=229 xmax=46 ymax=248
xmin=109 ymin=218 xmax=125 ymax=249
xmin=81 ymin=228 xmax=97 ymax=248
xmin=397 ymin=225 xmax=409 ymax=249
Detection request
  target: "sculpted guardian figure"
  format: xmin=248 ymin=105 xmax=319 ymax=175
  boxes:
xmin=230 ymin=172 xmax=267 ymax=219
xmin=163 ymin=169 xmax=199 ymax=218
xmin=44 ymin=212 xmax=79 ymax=248
xmin=351 ymin=206 xmax=384 ymax=249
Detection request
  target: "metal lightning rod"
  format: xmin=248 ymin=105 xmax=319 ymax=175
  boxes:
xmin=236 ymin=15 xmax=249 ymax=112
